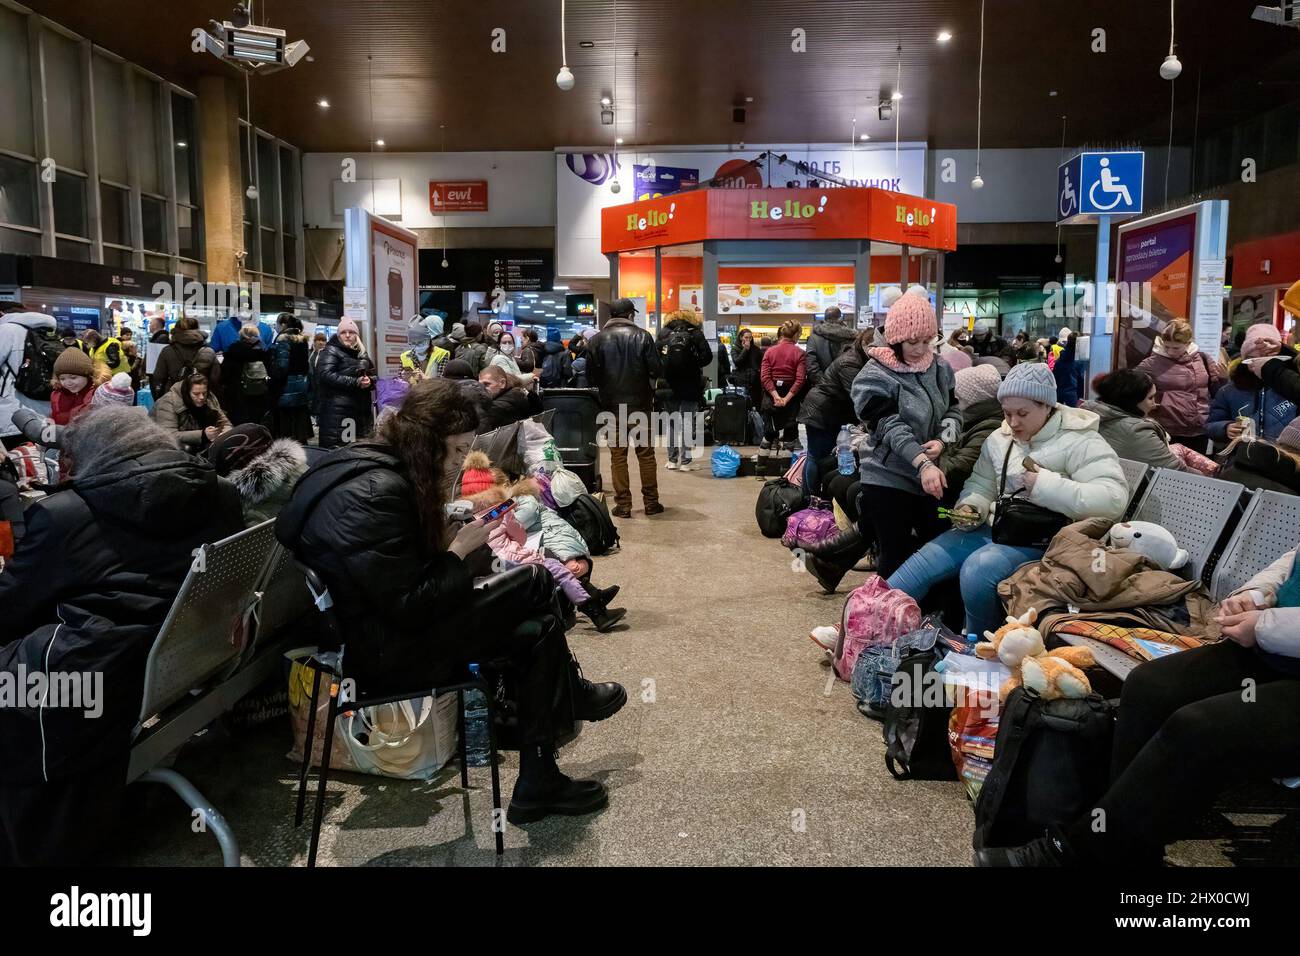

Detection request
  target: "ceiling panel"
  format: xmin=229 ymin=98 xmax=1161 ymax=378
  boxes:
xmin=20 ymin=0 xmax=1300 ymax=153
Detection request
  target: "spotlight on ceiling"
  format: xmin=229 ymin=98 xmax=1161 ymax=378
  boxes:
xmin=859 ymin=133 xmax=870 ymax=141
xmin=579 ymin=40 xmax=595 ymax=48
xmin=615 ymin=137 xmax=624 ymax=145
xmin=375 ymin=139 xmax=385 ymax=147
xmin=600 ymin=95 xmax=612 ymax=106
xmin=891 ymin=90 xmax=903 ymax=101
xmin=317 ymin=98 xmax=330 ymax=109
xmin=937 ymin=30 xmax=953 ymax=43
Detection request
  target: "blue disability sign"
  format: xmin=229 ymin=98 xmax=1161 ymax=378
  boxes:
xmin=1058 ymin=151 xmax=1144 ymax=223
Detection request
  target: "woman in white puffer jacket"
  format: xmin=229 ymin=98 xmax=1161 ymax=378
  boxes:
xmin=886 ymin=361 xmax=1128 ymax=636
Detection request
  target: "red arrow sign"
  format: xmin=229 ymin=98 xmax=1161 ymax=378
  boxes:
xmin=430 ymin=180 xmax=488 ymax=212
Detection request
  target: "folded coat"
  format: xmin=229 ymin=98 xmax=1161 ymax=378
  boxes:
xmin=997 ymin=517 xmax=1221 ymax=641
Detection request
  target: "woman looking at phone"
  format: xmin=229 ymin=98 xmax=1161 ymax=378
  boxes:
xmin=276 ymin=378 xmax=627 ymax=825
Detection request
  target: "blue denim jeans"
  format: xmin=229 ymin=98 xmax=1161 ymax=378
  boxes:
xmin=885 ymin=526 xmax=1045 ymax=637
xmin=665 ymin=398 xmax=700 ymax=464
xmin=801 ymin=424 xmax=839 ymax=497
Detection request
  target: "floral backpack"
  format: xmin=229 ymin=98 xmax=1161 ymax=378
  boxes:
xmin=833 ymin=576 xmax=922 ymax=682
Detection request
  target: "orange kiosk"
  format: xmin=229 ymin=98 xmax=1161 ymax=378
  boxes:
xmin=600 ymin=186 xmax=958 ymax=339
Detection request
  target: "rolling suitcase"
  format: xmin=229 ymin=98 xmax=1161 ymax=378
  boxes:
xmin=713 ymin=392 xmax=749 ymax=445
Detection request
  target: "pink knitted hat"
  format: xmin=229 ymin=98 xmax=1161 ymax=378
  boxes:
xmin=337 ymin=317 xmax=361 ymax=336
xmin=1241 ymin=322 xmax=1281 ymax=359
xmin=884 ymin=291 xmax=937 ymax=346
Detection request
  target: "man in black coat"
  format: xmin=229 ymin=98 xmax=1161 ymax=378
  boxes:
xmin=0 ymin=407 xmax=245 ymax=864
xmin=477 ymin=365 xmax=541 ymax=432
xmin=655 ymin=310 xmax=712 ymax=471
xmin=587 ymin=298 xmax=664 ymax=517
xmin=804 ymin=306 xmax=858 ymax=387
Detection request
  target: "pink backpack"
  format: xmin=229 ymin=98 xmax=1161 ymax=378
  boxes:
xmin=782 ymin=506 xmax=839 ymax=550
xmin=833 ymin=576 xmax=921 ymax=681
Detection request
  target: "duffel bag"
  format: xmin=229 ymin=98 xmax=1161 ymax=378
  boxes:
xmin=755 ymin=477 xmax=804 ymax=538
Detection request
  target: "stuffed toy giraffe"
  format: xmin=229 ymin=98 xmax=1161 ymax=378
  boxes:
xmin=973 ymin=608 xmax=1096 ymax=702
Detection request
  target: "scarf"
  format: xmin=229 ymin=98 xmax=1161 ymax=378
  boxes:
xmin=868 ymin=345 xmax=934 ymax=374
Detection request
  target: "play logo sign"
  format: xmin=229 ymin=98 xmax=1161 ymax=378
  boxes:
xmin=430 ymin=180 xmax=488 ymax=213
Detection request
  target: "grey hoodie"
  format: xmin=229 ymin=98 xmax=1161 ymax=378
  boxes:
xmin=805 ymin=320 xmax=858 ymax=386
xmin=851 ymin=354 xmax=960 ymax=494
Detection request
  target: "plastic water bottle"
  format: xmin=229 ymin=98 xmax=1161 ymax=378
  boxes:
xmin=837 ymin=426 xmax=856 ymax=475
xmin=463 ymin=665 xmax=491 ymax=767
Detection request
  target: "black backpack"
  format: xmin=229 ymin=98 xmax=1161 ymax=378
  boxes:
xmin=972 ymin=687 xmax=1115 ymax=849
xmin=882 ymin=645 xmax=960 ymax=781
xmin=662 ymin=327 xmax=695 ymax=379
xmin=559 ymin=493 xmax=620 ymax=556
xmin=7 ymin=327 xmax=65 ymax=402
xmin=540 ymin=350 xmax=570 ymax=388
xmin=755 ymin=477 xmax=805 ymax=538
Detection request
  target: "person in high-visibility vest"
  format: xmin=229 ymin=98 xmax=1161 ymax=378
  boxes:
xmin=399 ymin=319 xmax=449 ymax=379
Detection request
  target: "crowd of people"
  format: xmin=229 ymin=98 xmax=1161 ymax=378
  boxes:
xmin=0 ymin=301 xmax=675 ymax=864
xmin=4 ymin=280 xmax=1299 ymax=867
xmin=787 ymin=280 xmax=1300 ymax=868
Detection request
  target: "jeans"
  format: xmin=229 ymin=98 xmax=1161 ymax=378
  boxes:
xmin=1064 ymin=640 xmax=1300 ymax=864
xmin=885 ymin=526 xmax=1044 ymax=636
xmin=664 ymin=397 xmax=699 ymax=464
xmin=802 ymin=425 xmax=839 ymax=497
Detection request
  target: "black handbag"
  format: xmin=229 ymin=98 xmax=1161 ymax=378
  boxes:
xmin=990 ymin=441 xmax=1069 ymax=549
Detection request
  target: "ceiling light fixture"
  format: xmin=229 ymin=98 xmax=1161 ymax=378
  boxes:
xmin=971 ymin=0 xmax=986 ymax=189
xmin=317 ymin=98 xmax=330 ymax=108
xmin=890 ymin=90 xmax=903 ymax=101
xmin=1160 ymin=0 xmax=1182 ymax=79
xmin=175 ymin=140 xmax=188 ymax=148
xmin=193 ymin=3 xmax=310 ymax=76
xmin=937 ymin=30 xmax=953 ymax=43
xmin=579 ymin=40 xmax=595 ymax=48
xmin=859 ymin=133 xmax=870 ymax=141
xmin=610 ymin=0 xmax=621 ymax=194
xmin=556 ymin=0 xmax=575 ymax=90
xmin=375 ymin=138 xmax=385 ymax=147
xmin=600 ymin=95 xmax=611 ymax=106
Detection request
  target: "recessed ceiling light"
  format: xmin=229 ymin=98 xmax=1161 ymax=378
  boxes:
xmin=891 ymin=90 xmax=903 ymax=101
xmin=745 ymin=96 xmax=754 ymax=103
xmin=175 ymin=140 xmax=188 ymax=148
xmin=1049 ymin=90 xmax=1058 ymax=96
xmin=859 ymin=134 xmax=869 ymax=141
xmin=579 ymin=40 xmax=595 ymax=48
xmin=937 ymin=31 xmax=953 ymax=43
xmin=616 ymin=137 xmax=624 ymax=144
xmin=375 ymin=139 xmax=385 ymax=147
xmin=317 ymin=98 xmax=330 ymax=109
xmin=600 ymin=95 xmax=612 ymax=106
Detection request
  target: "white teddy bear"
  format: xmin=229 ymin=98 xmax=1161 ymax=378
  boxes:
xmin=1104 ymin=520 xmax=1189 ymax=572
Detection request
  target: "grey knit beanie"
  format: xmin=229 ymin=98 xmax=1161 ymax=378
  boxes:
xmin=997 ymin=361 xmax=1057 ymax=406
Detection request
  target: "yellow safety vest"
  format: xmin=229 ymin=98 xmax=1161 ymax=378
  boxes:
xmin=94 ymin=337 xmax=131 ymax=377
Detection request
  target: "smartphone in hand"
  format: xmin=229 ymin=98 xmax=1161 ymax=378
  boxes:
xmin=475 ymin=498 xmax=516 ymax=524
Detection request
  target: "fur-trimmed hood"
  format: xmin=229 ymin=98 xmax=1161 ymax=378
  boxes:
xmin=227 ymin=438 xmax=308 ymax=503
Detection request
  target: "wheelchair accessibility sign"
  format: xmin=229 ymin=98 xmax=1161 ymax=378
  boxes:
xmin=1057 ymin=151 xmax=1144 ymax=224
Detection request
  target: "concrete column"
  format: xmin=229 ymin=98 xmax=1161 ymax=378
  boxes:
xmin=197 ymin=75 xmax=244 ymax=284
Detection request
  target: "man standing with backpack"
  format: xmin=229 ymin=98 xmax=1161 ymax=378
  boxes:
xmin=655 ymin=309 xmax=712 ymax=471
xmin=0 ymin=304 xmax=61 ymax=450
xmin=804 ymin=306 xmax=857 ymax=387
xmin=538 ymin=328 xmax=574 ymax=388
xmin=587 ymin=298 xmax=664 ymax=517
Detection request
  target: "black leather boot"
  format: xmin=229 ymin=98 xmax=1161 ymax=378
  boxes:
xmin=508 ymin=744 xmax=608 ymax=824
xmin=571 ymin=660 xmax=627 ymax=721
xmin=579 ymin=600 xmax=628 ymax=633
xmin=804 ymin=526 xmax=864 ymax=560
xmin=806 ymin=553 xmax=850 ymax=594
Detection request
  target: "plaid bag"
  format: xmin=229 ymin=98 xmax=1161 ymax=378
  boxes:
xmin=6 ymin=443 xmax=49 ymax=490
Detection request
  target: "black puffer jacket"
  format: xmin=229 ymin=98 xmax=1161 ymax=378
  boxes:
xmin=587 ymin=318 xmax=663 ymax=413
xmin=0 ymin=449 xmax=243 ymax=786
xmin=1220 ymin=440 xmax=1300 ymax=495
xmin=478 ymin=386 xmax=541 ymax=433
xmin=275 ymin=443 xmax=472 ymax=688
xmin=315 ymin=335 xmax=375 ymax=448
xmin=798 ymin=344 xmax=867 ymax=433
xmin=804 ymin=320 xmax=858 ymax=386
xmin=656 ymin=313 xmax=712 ymax=402
xmin=151 ymin=327 xmax=218 ymax=398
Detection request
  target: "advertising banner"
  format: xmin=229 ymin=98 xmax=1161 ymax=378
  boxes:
xmin=560 ymin=144 xmax=927 ymax=276
xmin=601 ymin=187 xmax=956 ymax=254
xmin=1115 ymin=213 xmax=1196 ymax=369
xmin=371 ymin=220 xmax=417 ymax=375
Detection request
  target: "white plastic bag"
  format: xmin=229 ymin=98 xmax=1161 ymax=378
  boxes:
xmin=550 ymin=467 xmax=586 ymax=508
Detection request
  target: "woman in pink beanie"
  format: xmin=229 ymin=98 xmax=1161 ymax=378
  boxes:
xmin=1207 ymin=321 xmax=1297 ymax=447
xmin=848 ymin=288 xmax=961 ymax=578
